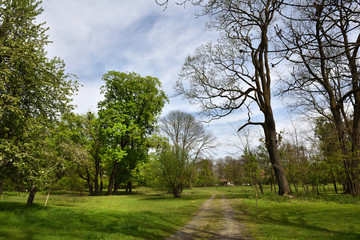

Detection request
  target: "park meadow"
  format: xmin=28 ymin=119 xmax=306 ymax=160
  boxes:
xmin=1 ymin=186 xmax=360 ymax=240
xmin=2 ymin=0 xmax=360 ymax=240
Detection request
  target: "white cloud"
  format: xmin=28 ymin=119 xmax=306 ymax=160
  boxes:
xmin=37 ymin=0 xmax=305 ymax=158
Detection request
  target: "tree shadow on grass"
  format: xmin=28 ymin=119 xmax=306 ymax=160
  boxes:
xmin=139 ymin=191 xmax=212 ymax=202
xmin=0 ymin=201 xmax=185 ymax=240
xmin=233 ymin=203 xmax=360 ymax=240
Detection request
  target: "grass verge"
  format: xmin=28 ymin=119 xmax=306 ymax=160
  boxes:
xmin=220 ymin=186 xmax=360 ymax=240
xmin=0 ymin=188 xmax=211 ymax=240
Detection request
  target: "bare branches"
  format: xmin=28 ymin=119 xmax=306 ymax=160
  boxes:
xmin=160 ymin=110 xmax=216 ymax=161
xmin=154 ymin=0 xmax=202 ymax=10
xmin=277 ymin=0 xmax=360 ymax=195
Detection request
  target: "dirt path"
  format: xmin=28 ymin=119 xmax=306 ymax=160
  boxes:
xmin=165 ymin=194 xmax=251 ymax=240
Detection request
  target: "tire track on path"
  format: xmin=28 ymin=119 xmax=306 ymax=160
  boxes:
xmin=165 ymin=193 xmax=251 ymax=240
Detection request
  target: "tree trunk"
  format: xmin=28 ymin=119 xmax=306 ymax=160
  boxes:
xmin=263 ymin=114 xmax=291 ymax=196
xmin=94 ymin=146 xmax=100 ymax=196
xmin=85 ymin=171 xmax=94 ymax=195
xmin=27 ymin=186 xmax=37 ymax=205
xmin=349 ymin=98 xmax=360 ymax=196
xmin=107 ymin=161 xmax=119 ymax=195
xmin=126 ymin=181 xmax=132 ymax=193
xmin=258 ymin=180 xmax=264 ymax=195
xmin=100 ymin=168 xmax=104 ymax=194
xmin=331 ymin=173 xmax=338 ymax=194
xmin=113 ymin=176 xmax=121 ymax=194
xmin=172 ymin=187 xmax=182 ymax=198
xmin=87 ymin=179 xmax=94 ymax=195
xmin=346 ymin=30 xmax=360 ymax=197
xmin=0 ymin=181 xmax=3 ymax=195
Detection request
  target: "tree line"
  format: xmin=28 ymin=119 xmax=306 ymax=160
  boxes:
xmin=159 ymin=0 xmax=360 ymax=196
xmin=1 ymin=0 xmax=360 ymax=204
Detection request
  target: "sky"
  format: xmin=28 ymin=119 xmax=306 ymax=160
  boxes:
xmin=37 ymin=0 xmax=305 ymax=158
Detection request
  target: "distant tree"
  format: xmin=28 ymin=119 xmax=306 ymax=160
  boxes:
xmin=196 ymin=159 xmax=215 ymax=187
xmin=0 ymin=0 xmax=78 ymax=204
xmin=98 ymin=71 xmax=167 ymax=195
xmin=158 ymin=111 xmax=215 ymax=197
xmin=160 ymin=110 xmax=216 ymax=162
xmin=241 ymin=150 xmax=263 ymax=194
xmin=222 ymin=156 xmax=243 ymax=186
xmin=157 ymin=144 xmax=192 ymax=198
xmin=160 ymin=110 xmax=216 ymax=189
xmin=54 ymin=113 xmax=96 ymax=195
xmin=213 ymin=158 xmax=225 ymax=182
xmin=314 ymin=117 xmax=346 ymax=194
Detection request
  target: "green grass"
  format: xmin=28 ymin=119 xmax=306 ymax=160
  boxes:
xmin=219 ymin=186 xmax=360 ymax=240
xmin=0 ymin=188 xmax=211 ymax=240
xmin=1 ymin=186 xmax=360 ymax=239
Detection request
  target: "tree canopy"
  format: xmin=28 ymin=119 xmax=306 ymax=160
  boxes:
xmin=0 ymin=0 xmax=78 ymax=203
xmin=98 ymin=71 xmax=167 ymax=195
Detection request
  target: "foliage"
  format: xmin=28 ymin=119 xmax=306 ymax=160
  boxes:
xmin=98 ymin=71 xmax=167 ymax=194
xmin=195 ymin=159 xmax=215 ymax=187
xmin=157 ymin=111 xmax=216 ymax=196
xmin=0 ymin=0 xmax=78 ymax=203
xmin=53 ymin=113 xmax=96 ymax=194
xmin=157 ymin=145 xmax=193 ymax=198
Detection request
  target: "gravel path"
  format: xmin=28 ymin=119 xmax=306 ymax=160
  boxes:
xmin=165 ymin=194 xmax=251 ymax=240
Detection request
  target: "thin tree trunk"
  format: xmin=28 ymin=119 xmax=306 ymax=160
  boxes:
xmin=27 ymin=186 xmax=37 ymax=205
xmin=125 ymin=181 xmax=133 ymax=193
xmin=113 ymin=176 xmax=121 ymax=194
xmin=107 ymin=161 xmax=119 ymax=195
xmin=100 ymin=167 xmax=104 ymax=194
xmin=94 ymin=146 xmax=100 ymax=196
xmin=257 ymin=179 xmax=264 ymax=195
xmin=86 ymin=171 xmax=94 ymax=195
xmin=332 ymin=173 xmax=338 ymax=194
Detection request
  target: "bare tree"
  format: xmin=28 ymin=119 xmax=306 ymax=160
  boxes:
xmin=160 ymin=110 xmax=216 ymax=162
xmin=176 ymin=0 xmax=291 ymax=195
xmin=278 ymin=0 xmax=360 ymax=196
xmin=158 ymin=110 xmax=216 ymax=197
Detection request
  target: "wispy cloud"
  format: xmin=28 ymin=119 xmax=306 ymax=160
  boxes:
xmin=38 ymin=0 xmax=298 ymax=157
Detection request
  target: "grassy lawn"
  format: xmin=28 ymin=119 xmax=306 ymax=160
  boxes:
xmin=1 ymin=186 xmax=360 ymax=239
xmin=0 ymin=188 xmax=211 ymax=240
xmin=220 ymin=186 xmax=360 ymax=240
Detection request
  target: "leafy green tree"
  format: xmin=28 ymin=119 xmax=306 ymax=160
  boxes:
xmin=196 ymin=159 xmax=215 ymax=187
xmin=241 ymin=150 xmax=263 ymax=194
xmin=314 ymin=117 xmax=346 ymax=194
xmin=98 ymin=71 xmax=167 ymax=195
xmin=83 ymin=112 xmax=103 ymax=195
xmin=222 ymin=156 xmax=243 ymax=186
xmin=0 ymin=0 xmax=77 ymax=204
xmin=157 ymin=145 xmax=192 ymax=198
xmin=54 ymin=113 xmax=95 ymax=194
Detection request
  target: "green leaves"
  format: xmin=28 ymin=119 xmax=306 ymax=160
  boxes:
xmin=98 ymin=71 xmax=167 ymax=193
xmin=0 ymin=0 xmax=78 ymax=196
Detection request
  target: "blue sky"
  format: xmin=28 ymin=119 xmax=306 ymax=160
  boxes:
xmin=37 ymin=0 xmax=304 ymax=158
